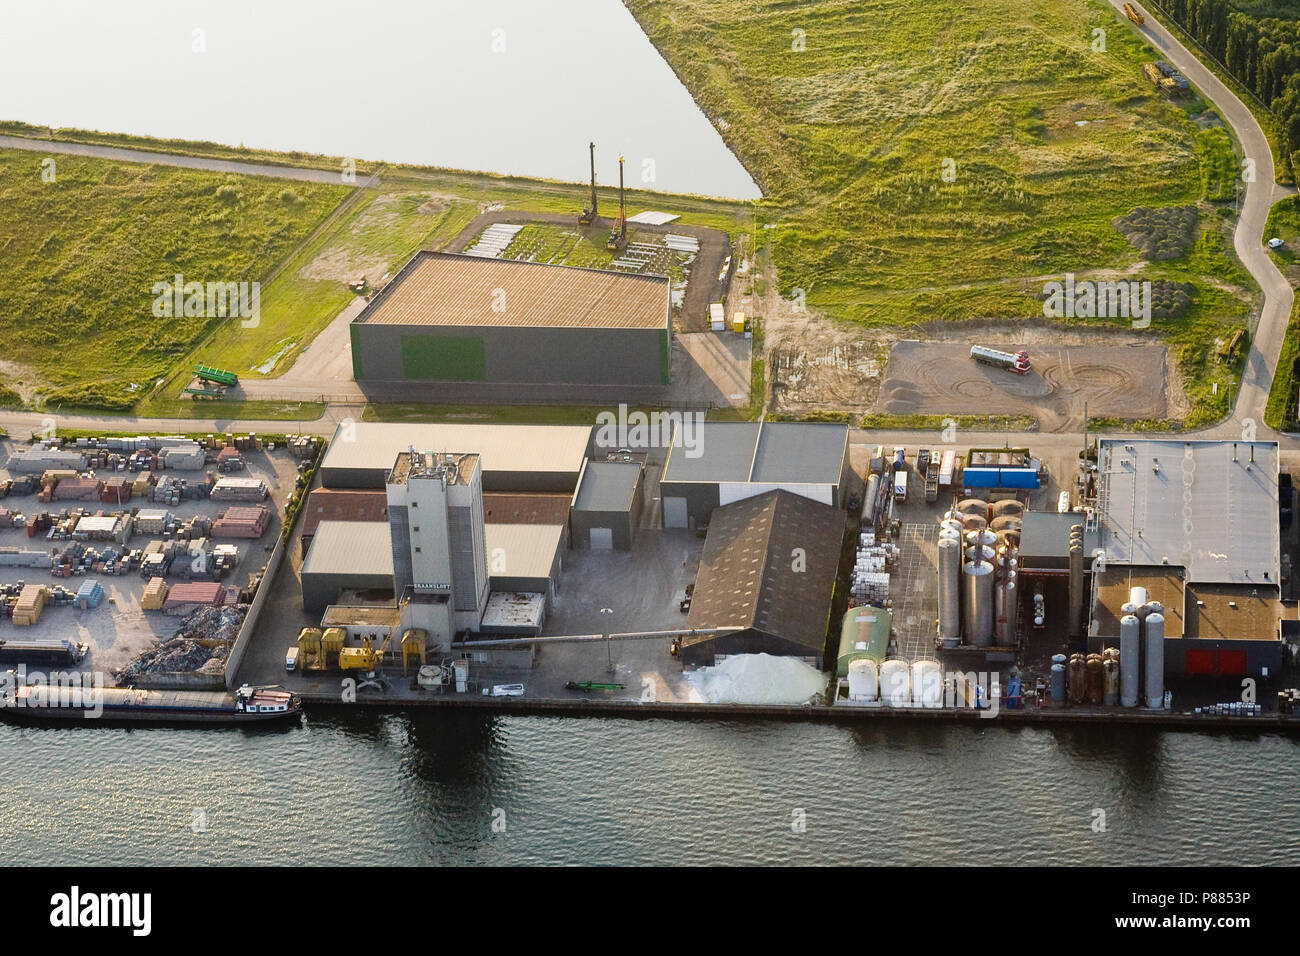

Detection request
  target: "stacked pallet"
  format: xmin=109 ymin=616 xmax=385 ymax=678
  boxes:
xmin=75 ymin=579 xmax=105 ymax=610
xmin=8 ymin=448 xmax=85 ymax=474
xmin=151 ymin=476 xmax=183 ymax=505
xmin=99 ymin=477 xmax=132 ymax=504
xmin=286 ymin=435 xmax=319 ymax=459
xmin=131 ymin=471 xmax=155 ymax=496
xmin=211 ymin=477 xmax=267 ymax=502
xmin=216 ymin=446 xmax=245 ymax=472
xmin=211 ymin=505 xmax=270 ymax=539
xmin=0 ymin=509 xmax=14 ymax=529
xmin=159 ymin=443 xmax=206 ymax=471
xmin=141 ymin=577 xmax=170 ymax=610
xmin=162 ymin=581 xmax=232 ymax=611
xmin=12 ymin=585 xmax=49 ymax=626
xmin=52 ymin=477 xmax=104 ymax=501
xmin=0 ymin=547 xmax=51 ymax=568
xmin=134 ymin=509 xmax=172 ymax=535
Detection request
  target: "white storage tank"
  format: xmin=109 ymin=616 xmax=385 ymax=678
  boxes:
xmin=912 ymin=659 xmax=943 ymax=708
xmin=880 ymin=659 xmax=912 ymax=708
xmin=938 ymin=537 xmax=962 ymax=647
xmin=847 ymin=659 xmax=879 ymax=702
xmin=1129 ymin=586 xmax=1148 ymax=608
xmin=962 ymin=560 xmax=995 ymax=646
xmin=1120 ymin=614 xmax=1141 ymax=708
xmin=1144 ymin=612 xmax=1165 ymax=708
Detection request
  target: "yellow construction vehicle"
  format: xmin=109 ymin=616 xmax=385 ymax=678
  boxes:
xmin=339 ymin=631 xmax=395 ymax=672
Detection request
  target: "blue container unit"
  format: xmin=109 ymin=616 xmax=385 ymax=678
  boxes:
xmin=963 ymin=466 xmax=1039 ymax=490
xmin=1005 ymin=674 xmax=1022 ymax=709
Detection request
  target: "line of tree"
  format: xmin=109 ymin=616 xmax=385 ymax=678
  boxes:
xmin=1157 ymin=0 xmax=1300 ymax=172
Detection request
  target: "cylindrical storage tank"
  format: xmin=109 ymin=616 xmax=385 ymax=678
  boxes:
xmin=1129 ymin=586 xmax=1148 ymax=608
xmin=956 ymin=498 xmax=989 ymax=518
xmin=1121 ymin=600 xmax=1139 ymax=618
xmin=912 ymin=659 xmax=943 ymax=708
xmin=1144 ymin=612 xmax=1165 ymax=708
xmin=994 ymin=530 xmax=1022 ymax=551
xmin=847 ymin=659 xmax=879 ymax=702
xmin=942 ymin=510 xmax=962 ymax=524
xmin=960 ymin=514 xmax=988 ymax=533
xmin=1142 ymin=600 xmax=1164 ymax=620
xmin=1102 ymin=658 xmax=1120 ymax=707
xmin=964 ymin=544 xmax=996 ymax=563
xmin=1120 ymin=614 xmax=1141 ymax=707
xmin=939 ymin=527 xmax=962 ymax=543
xmin=1085 ymin=653 xmax=1104 ymax=705
xmin=1049 ymin=662 xmax=1066 ymax=702
xmin=864 ymin=474 xmax=880 ymax=519
xmin=937 ymin=538 xmax=962 ymax=646
xmin=880 ymin=659 xmax=912 ymax=708
xmin=964 ymin=529 xmax=997 ymax=550
xmin=991 ymin=500 xmax=1024 ymax=519
xmin=995 ymin=571 xmax=1017 ymax=645
xmin=939 ymin=518 xmax=963 ymax=534
xmin=1067 ymin=653 xmax=1087 ymax=704
xmin=989 ymin=515 xmax=1022 ymax=533
xmin=962 ymin=560 xmax=995 ymax=646
xmin=1068 ymin=543 xmax=1083 ymax=636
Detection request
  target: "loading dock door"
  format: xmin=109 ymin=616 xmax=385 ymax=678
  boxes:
xmin=663 ymin=497 xmax=688 ymax=529
xmin=590 ymin=527 xmax=614 ymax=550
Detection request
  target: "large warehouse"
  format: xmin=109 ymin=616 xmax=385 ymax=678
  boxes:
xmin=349 ymin=251 xmax=671 ymax=389
xmin=660 ymin=421 xmax=853 ymax=528
xmin=1088 ymin=439 xmax=1285 ymax=679
xmin=681 ymin=490 xmax=845 ymax=666
xmin=318 ymin=421 xmax=592 ymax=492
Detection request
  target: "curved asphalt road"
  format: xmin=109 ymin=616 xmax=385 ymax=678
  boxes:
xmin=1107 ymin=0 xmax=1295 ymax=437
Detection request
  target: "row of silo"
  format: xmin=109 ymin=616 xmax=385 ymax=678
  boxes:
xmin=940 ymin=500 xmax=1022 ymax=649
xmin=1067 ymin=524 xmax=1084 ymax=638
xmin=1118 ymin=590 xmax=1166 ymax=708
xmin=852 ymin=657 xmax=946 ymax=708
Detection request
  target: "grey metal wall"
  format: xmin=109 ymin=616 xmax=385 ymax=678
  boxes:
xmin=389 ymin=503 xmax=413 ymax=594
xmin=321 ymin=465 xmax=579 ymax=495
xmin=659 ymin=482 xmax=720 ymax=528
xmin=302 ymin=571 xmax=395 ymax=613
xmin=571 ymin=510 xmax=633 ymax=550
xmin=353 ymin=324 xmax=669 ymax=386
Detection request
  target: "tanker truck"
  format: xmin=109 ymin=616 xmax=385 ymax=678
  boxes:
xmin=969 ymin=345 xmax=1031 ymax=374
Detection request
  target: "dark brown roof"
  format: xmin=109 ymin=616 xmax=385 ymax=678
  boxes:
xmin=686 ymin=490 xmax=844 ymax=652
xmin=302 ymin=489 xmax=389 ymax=538
xmin=483 ymin=493 xmax=572 ymax=526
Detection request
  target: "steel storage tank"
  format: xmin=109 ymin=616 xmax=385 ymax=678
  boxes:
xmin=1120 ymin=614 xmax=1141 ymax=707
xmin=965 ymin=529 xmax=998 ymax=549
xmin=939 ymin=527 xmax=962 ymax=543
xmin=880 ymin=659 xmax=912 ymax=707
xmin=962 ymin=560 xmax=995 ymax=646
xmin=965 ymin=544 xmax=996 ymax=564
xmin=1067 ymin=653 xmax=1087 ymax=704
xmin=1103 ymin=657 xmax=1120 ymax=707
xmin=1144 ymin=612 xmax=1166 ymax=708
xmin=1085 ymin=653 xmax=1104 ymax=704
xmin=1049 ymin=663 xmax=1066 ymax=702
xmin=991 ymin=500 xmax=1025 ymax=519
xmin=912 ymin=659 xmax=943 ymax=708
xmin=939 ymin=518 xmax=963 ymax=534
xmin=1142 ymin=600 xmax=1164 ymax=619
xmin=956 ymin=499 xmax=989 ymax=518
xmin=960 ymin=514 xmax=988 ymax=533
xmin=990 ymin=515 xmax=1022 ymax=533
xmin=847 ymin=659 xmax=879 ymax=702
xmin=864 ymin=474 xmax=880 ymax=519
xmin=995 ymin=570 xmax=1017 ymax=645
xmin=938 ymin=538 xmax=962 ymax=646
xmin=1129 ymin=586 xmax=1148 ymax=608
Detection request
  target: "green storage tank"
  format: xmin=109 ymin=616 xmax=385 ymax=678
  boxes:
xmin=836 ymin=605 xmax=892 ymax=678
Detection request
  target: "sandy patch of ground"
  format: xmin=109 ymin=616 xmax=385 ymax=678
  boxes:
xmin=0 ymin=359 xmax=52 ymax=404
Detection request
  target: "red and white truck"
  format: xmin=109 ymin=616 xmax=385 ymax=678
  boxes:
xmin=969 ymin=345 xmax=1030 ymax=374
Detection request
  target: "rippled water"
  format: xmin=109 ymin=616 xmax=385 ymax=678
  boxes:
xmin=0 ymin=0 xmax=760 ymax=199
xmin=3 ymin=712 xmax=1297 ymax=865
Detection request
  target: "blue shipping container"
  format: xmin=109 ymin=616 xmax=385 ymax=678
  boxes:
xmin=963 ymin=466 xmax=1039 ymax=490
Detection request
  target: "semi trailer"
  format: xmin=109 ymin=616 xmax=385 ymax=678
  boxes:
xmin=969 ymin=345 xmax=1031 ymax=374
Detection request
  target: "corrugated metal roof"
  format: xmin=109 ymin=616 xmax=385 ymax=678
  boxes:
xmin=686 ymin=490 xmax=843 ymax=651
xmin=573 ymin=460 xmax=642 ymax=512
xmin=302 ymin=489 xmax=388 ymax=538
xmin=483 ymin=493 xmax=572 ymax=525
xmin=353 ymin=251 xmax=669 ymax=329
xmin=1097 ymin=439 xmax=1279 ymax=585
xmin=319 ymin=422 xmax=591 ymax=480
xmin=484 ymin=523 xmax=563 ymax=581
xmin=302 ymin=521 xmax=394 ymax=579
xmin=662 ymin=421 xmax=848 ymax=486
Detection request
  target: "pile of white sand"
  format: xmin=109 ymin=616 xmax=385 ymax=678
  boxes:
xmin=686 ymin=653 xmax=827 ymax=705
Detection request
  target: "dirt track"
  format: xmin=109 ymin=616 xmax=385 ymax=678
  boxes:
xmin=878 ymin=341 xmax=1175 ymax=431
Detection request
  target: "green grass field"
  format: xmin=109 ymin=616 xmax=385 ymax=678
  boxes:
xmin=626 ymin=0 xmax=1255 ymax=425
xmin=0 ymin=147 xmax=347 ymax=409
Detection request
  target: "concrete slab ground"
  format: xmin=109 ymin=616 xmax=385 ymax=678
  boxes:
xmin=669 ymin=332 xmax=751 ymax=408
xmin=0 ymin=439 xmax=302 ymax=676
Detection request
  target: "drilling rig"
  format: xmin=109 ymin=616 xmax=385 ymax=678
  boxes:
xmin=578 ymin=141 xmax=598 ymax=226
xmin=606 ymin=154 xmax=628 ymax=252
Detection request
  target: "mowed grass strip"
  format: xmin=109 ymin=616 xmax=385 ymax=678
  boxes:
xmin=0 ymin=148 xmax=348 ymax=408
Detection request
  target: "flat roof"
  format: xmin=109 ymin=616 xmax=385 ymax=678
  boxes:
xmin=302 ymin=489 xmax=388 ymax=539
xmin=302 ymin=521 xmax=394 ymax=579
xmin=484 ymin=523 xmax=563 ymax=581
xmin=319 ymin=422 xmax=591 ymax=479
xmin=483 ymin=493 xmax=571 ymax=526
xmin=1019 ymin=511 xmax=1099 ymax=561
xmin=1185 ymin=583 xmax=1281 ymax=642
xmin=573 ymin=459 xmax=642 ymax=513
xmin=321 ymin=604 xmax=402 ymax=627
xmin=1092 ymin=566 xmax=1186 ymax=638
xmin=1096 ymin=439 xmax=1279 ymax=585
xmin=687 ymin=490 xmax=843 ymax=651
xmin=353 ymin=251 xmax=668 ymax=330
xmin=663 ymin=421 xmax=848 ymax=485
xmin=389 ymin=450 xmax=479 ymax=486
xmin=482 ymin=591 xmax=547 ymax=629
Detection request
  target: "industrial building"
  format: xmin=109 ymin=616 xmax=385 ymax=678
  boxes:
xmin=569 ymin=457 xmax=645 ymax=550
xmin=660 ymin=421 xmax=852 ymax=528
xmin=349 ymin=251 xmax=672 ymax=387
xmin=318 ymin=421 xmax=591 ymax=493
xmin=681 ymin=490 xmax=845 ymax=666
xmin=300 ymin=489 xmax=389 ymax=556
xmin=484 ymin=523 xmax=564 ymax=605
xmin=1088 ymin=439 xmax=1284 ymax=679
xmin=301 ymin=521 xmax=396 ymax=612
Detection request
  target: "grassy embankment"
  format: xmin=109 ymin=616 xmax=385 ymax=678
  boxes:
xmin=1263 ymin=197 xmax=1300 ymax=431
xmin=625 ymin=0 xmax=1256 ymax=428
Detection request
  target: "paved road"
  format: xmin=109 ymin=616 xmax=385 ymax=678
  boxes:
xmin=1109 ymin=1 xmax=1295 ymax=437
xmin=0 ymin=133 xmax=378 ymax=187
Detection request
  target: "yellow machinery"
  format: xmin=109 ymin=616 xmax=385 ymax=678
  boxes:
xmin=320 ymin=627 xmax=346 ymax=667
xmin=401 ymin=629 xmax=428 ymax=674
xmin=339 ymin=631 xmax=395 ymax=673
xmin=297 ymin=627 xmax=323 ymax=668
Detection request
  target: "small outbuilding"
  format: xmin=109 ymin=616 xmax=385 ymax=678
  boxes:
xmin=569 ymin=458 xmax=645 ymax=550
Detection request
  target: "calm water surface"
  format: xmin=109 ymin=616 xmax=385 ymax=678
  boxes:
xmin=0 ymin=0 xmax=759 ymax=199
xmin=3 ymin=712 xmax=1297 ymax=865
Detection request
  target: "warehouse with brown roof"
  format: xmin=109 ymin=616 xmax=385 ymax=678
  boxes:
xmin=349 ymin=251 xmax=671 ymax=389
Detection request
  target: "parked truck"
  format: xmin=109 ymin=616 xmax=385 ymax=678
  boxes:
xmin=970 ymin=345 xmax=1031 ymax=374
xmin=893 ymin=468 xmax=908 ymax=503
xmin=924 ymin=453 xmax=939 ymax=503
